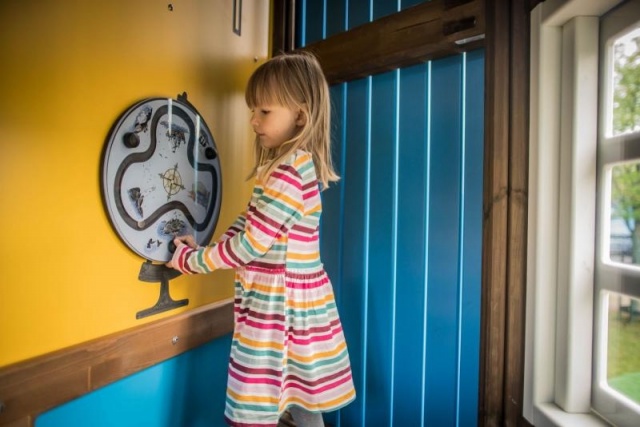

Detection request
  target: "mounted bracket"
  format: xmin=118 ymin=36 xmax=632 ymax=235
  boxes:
xmin=136 ymin=261 xmax=187 ymax=319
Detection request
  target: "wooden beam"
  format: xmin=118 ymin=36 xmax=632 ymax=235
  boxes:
xmin=504 ymin=0 xmax=530 ymax=425
xmin=479 ymin=0 xmax=511 ymax=425
xmin=299 ymin=0 xmax=485 ymax=84
xmin=0 ymin=300 xmax=234 ymax=427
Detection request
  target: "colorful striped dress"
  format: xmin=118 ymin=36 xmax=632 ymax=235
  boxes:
xmin=170 ymin=150 xmax=355 ymax=426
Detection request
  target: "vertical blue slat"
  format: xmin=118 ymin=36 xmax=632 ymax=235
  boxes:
xmin=305 ymin=0 xmax=325 ymax=44
xmin=339 ymin=77 xmax=370 ymax=427
xmin=348 ymin=0 xmax=371 ymax=29
xmin=322 ymin=84 xmax=346 ymax=300
xmin=458 ymin=48 xmax=484 ymax=427
xmin=323 ymin=4 xmax=348 ymax=426
xmin=424 ymin=55 xmax=463 ymax=426
xmin=296 ymin=0 xmax=306 ymax=48
xmin=365 ymin=70 xmax=398 ymax=427
xmin=340 ymin=1 xmax=372 ymax=425
xmin=326 ymin=0 xmax=347 ymax=37
xmin=401 ymin=0 xmax=424 ymax=10
xmin=393 ymin=63 xmax=428 ymax=427
xmin=373 ymin=0 xmax=399 ymax=19
xmin=321 ymin=83 xmax=347 ymax=427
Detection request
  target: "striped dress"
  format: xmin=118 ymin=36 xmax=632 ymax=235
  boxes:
xmin=171 ymin=150 xmax=356 ymax=426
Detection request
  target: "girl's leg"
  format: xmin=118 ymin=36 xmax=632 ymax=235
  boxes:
xmin=288 ymin=406 xmax=324 ymax=427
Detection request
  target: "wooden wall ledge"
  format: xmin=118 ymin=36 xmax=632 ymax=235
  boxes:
xmin=0 ymin=299 xmax=234 ymax=427
xmin=297 ymin=0 xmax=485 ymax=84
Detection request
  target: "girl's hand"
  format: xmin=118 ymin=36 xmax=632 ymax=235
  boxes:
xmin=174 ymin=235 xmax=199 ymax=249
xmin=165 ymin=235 xmax=199 ymax=269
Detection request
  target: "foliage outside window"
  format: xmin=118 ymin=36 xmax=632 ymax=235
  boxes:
xmin=612 ymin=28 xmax=640 ymax=136
xmin=601 ymin=13 xmax=640 ymax=419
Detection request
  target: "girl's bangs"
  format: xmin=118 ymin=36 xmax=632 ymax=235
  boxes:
xmin=246 ymin=64 xmax=292 ymax=108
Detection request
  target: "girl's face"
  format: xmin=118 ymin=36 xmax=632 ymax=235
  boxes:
xmin=250 ymin=104 xmax=304 ymax=150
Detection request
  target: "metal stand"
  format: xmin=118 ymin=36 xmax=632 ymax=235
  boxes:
xmin=136 ymin=261 xmax=188 ymax=319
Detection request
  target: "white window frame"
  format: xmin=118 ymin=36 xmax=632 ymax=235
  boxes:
xmin=525 ymin=1 xmax=624 ymax=426
xmin=594 ymin=1 xmax=640 ymax=425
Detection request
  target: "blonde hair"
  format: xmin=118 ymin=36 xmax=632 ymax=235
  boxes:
xmin=245 ymin=51 xmax=339 ymax=189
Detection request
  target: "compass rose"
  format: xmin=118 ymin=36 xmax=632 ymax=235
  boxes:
xmin=158 ymin=163 xmax=185 ymax=201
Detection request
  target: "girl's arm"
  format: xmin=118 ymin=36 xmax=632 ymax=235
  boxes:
xmin=215 ymin=210 xmax=247 ymax=243
xmin=170 ymin=162 xmax=304 ymax=274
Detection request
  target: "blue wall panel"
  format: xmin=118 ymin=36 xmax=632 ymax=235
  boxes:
xmin=339 ymin=76 xmax=370 ymax=427
xmin=458 ymin=49 xmax=484 ymax=427
xmin=424 ymin=54 xmax=463 ymax=427
xmin=325 ymin=0 xmax=347 ymax=38
xmin=37 ymin=334 xmax=232 ymax=427
xmin=401 ymin=0 xmax=426 ymax=10
xmin=394 ymin=63 xmax=429 ymax=427
xmin=373 ymin=0 xmax=399 ymax=19
xmin=304 ymin=0 xmax=325 ymax=44
xmin=321 ymin=85 xmax=346 ymax=293
xmin=348 ymin=0 xmax=371 ymax=29
xmin=320 ymin=83 xmax=347 ymax=427
xmin=366 ymin=70 xmax=398 ymax=427
xmin=300 ymin=1 xmax=485 ymax=426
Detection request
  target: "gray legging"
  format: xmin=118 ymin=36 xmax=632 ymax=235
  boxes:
xmin=288 ymin=406 xmax=324 ymax=427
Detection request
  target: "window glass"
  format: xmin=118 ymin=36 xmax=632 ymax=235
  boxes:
xmin=608 ymin=162 xmax=639 ymax=266
xmin=609 ymin=26 xmax=640 ymax=137
xmin=596 ymin=2 xmax=640 ymax=425
xmin=604 ymin=292 xmax=640 ymax=405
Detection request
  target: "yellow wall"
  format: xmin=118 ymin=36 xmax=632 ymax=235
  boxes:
xmin=0 ymin=0 xmax=270 ymax=367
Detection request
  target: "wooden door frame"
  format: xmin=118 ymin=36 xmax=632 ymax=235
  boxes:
xmin=272 ymin=1 xmax=541 ymax=425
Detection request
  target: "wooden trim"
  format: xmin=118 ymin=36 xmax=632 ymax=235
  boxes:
xmin=299 ymin=0 xmax=485 ymax=85
xmin=479 ymin=0 xmax=510 ymax=423
xmin=0 ymin=299 xmax=234 ymax=427
xmin=505 ymin=2 xmax=529 ymax=427
xmin=480 ymin=0 xmax=531 ymax=426
xmin=271 ymin=0 xmax=296 ymax=57
xmin=271 ymin=0 xmax=285 ymax=56
xmin=504 ymin=1 xmax=530 ymax=425
xmin=529 ymin=0 xmax=544 ymax=12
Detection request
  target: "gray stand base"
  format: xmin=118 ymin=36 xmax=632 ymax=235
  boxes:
xmin=136 ymin=261 xmax=188 ymax=319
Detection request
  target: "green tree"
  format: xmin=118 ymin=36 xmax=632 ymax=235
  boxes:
xmin=612 ymin=164 xmax=640 ymax=261
xmin=613 ymin=35 xmax=640 ymax=134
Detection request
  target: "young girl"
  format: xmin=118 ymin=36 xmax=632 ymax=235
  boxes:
xmin=167 ymin=52 xmax=355 ymax=427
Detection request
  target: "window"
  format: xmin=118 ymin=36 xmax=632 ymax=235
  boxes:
xmin=594 ymin=2 xmax=640 ymax=425
xmin=526 ymin=1 xmax=639 ymax=427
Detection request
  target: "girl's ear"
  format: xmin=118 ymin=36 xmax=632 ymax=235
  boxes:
xmin=295 ymin=105 xmax=307 ymax=126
